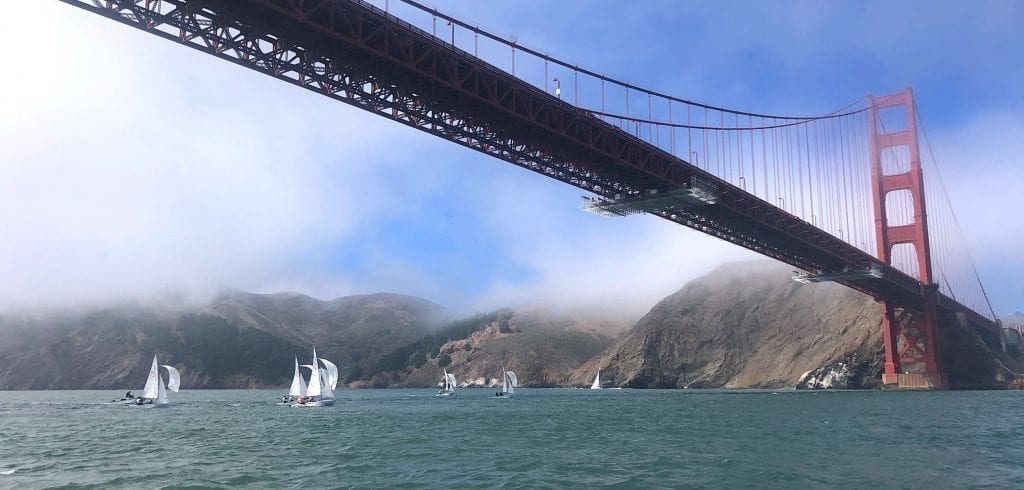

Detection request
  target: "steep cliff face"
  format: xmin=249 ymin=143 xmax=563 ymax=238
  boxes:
xmin=568 ymin=261 xmax=1018 ymax=389
xmin=567 ymin=261 xmax=881 ymax=389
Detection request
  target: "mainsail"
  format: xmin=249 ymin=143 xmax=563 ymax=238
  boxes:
xmin=306 ymin=349 xmax=322 ymax=398
xmin=156 ymin=373 xmax=168 ymax=404
xmin=141 ymin=355 xmax=160 ymax=399
xmin=591 ymin=371 xmax=601 ymax=390
xmin=445 ymin=372 xmax=457 ymax=392
xmin=288 ymin=357 xmax=307 ymax=397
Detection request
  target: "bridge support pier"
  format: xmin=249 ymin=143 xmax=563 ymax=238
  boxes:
xmin=879 ymin=286 xmax=947 ymax=389
xmin=869 ymin=88 xmax=946 ymax=389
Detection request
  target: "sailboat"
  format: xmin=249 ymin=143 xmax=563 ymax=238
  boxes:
xmin=277 ymin=357 xmax=308 ymax=405
xmin=290 ymin=348 xmax=337 ymax=408
xmin=495 ymin=367 xmax=517 ymax=398
xmin=437 ymin=369 xmax=457 ymax=396
xmin=127 ymin=355 xmax=180 ymax=407
xmin=590 ymin=370 xmax=603 ymax=390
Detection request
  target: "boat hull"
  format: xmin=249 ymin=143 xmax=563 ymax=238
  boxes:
xmin=290 ymin=398 xmax=335 ymax=408
xmin=108 ymin=398 xmax=139 ymax=405
xmin=127 ymin=401 xmax=168 ymax=408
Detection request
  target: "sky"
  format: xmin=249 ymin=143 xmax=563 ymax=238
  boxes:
xmin=0 ymin=1 xmax=1021 ymax=317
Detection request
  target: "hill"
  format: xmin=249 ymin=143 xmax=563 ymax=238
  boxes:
xmin=0 ymin=292 xmax=443 ymax=389
xmin=0 ymin=292 xmax=618 ymax=390
xmin=368 ymin=308 xmax=617 ymax=388
xmin=567 ymin=261 xmax=1019 ymax=389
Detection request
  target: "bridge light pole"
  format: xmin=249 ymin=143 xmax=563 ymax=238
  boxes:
xmin=690 ymin=151 xmax=699 ymax=168
xmin=552 ymin=78 xmax=561 ymax=99
xmin=738 ymin=176 xmax=746 ymax=191
xmin=510 ymin=33 xmax=518 ymax=75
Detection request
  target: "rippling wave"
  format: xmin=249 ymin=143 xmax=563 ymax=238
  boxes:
xmin=1 ymin=389 xmax=1022 ymax=487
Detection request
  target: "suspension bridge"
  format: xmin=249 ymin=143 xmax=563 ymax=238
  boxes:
xmin=62 ymin=0 xmax=1003 ymax=389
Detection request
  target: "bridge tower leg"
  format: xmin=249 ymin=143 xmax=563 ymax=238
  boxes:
xmin=868 ymin=88 xmax=946 ymax=389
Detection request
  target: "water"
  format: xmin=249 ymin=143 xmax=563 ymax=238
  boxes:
xmin=1 ymin=389 xmax=1022 ymax=488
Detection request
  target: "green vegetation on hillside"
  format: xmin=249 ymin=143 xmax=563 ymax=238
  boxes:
xmin=372 ymin=308 xmax=513 ymax=375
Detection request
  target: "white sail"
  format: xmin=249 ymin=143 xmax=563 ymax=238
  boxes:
xmin=288 ymin=357 xmax=307 ymax=397
xmin=307 ymin=350 xmax=322 ymax=398
xmin=156 ymin=374 xmax=168 ymax=404
xmin=319 ymin=358 xmax=339 ymax=390
xmin=141 ymin=355 xmax=160 ymax=399
xmin=300 ymin=363 xmax=316 ymax=397
xmin=591 ymin=370 xmax=601 ymax=390
xmin=161 ymin=365 xmax=181 ymax=393
xmin=446 ymin=372 xmax=457 ymax=392
xmin=503 ymin=370 xmax=517 ymax=395
xmin=319 ymin=368 xmax=335 ymax=400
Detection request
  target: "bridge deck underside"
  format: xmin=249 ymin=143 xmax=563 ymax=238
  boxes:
xmin=63 ymin=0 xmax=997 ymax=334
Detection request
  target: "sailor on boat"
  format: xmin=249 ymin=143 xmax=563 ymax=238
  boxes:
xmin=496 ymin=367 xmax=517 ymax=397
xmin=437 ymin=369 xmax=456 ymax=396
xmin=111 ymin=390 xmax=137 ymax=403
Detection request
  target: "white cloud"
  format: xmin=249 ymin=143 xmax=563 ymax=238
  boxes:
xmin=0 ymin=3 xmax=438 ymax=309
xmin=469 ymin=172 xmax=757 ymax=318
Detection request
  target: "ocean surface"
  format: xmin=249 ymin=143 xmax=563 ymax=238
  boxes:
xmin=1 ymin=388 xmax=1022 ymax=488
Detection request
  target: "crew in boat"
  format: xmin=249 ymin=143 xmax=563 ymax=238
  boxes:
xmin=125 ymin=391 xmax=134 ymax=399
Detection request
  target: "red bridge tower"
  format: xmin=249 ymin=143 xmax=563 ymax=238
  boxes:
xmin=868 ymin=88 xmax=946 ymax=389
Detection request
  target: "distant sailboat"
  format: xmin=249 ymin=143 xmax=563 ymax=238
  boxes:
xmin=437 ymin=369 xmax=457 ymax=396
xmin=590 ymin=370 xmax=603 ymax=390
xmin=496 ymin=367 xmax=517 ymax=397
xmin=278 ymin=357 xmax=308 ymax=405
xmin=291 ymin=348 xmax=337 ymax=407
xmin=127 ymin=355 xmax=180 ymax=407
